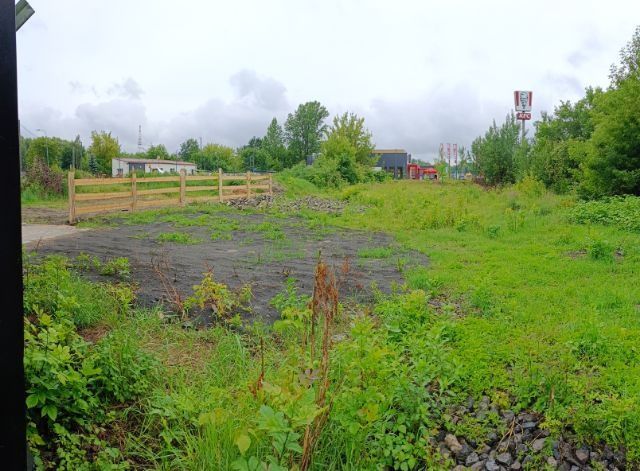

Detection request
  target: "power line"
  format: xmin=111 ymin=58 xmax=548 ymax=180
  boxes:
xmin=19 ymin=123 xmax=37 ymax=137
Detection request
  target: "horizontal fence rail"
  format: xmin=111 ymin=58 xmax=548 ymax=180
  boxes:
xmin=67 ymin=169 xmax=272 ymax=224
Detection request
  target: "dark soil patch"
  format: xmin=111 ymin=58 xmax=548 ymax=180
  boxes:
xmin=34 ymin=212 xmax=428 ymax=323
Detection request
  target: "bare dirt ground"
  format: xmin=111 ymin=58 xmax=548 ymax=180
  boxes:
xmin=22 ymin=206 xmax=68 ymax=225
xmin=32 ymin=212 xmax=428 ymax=323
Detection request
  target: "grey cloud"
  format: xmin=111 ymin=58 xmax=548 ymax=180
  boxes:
xmin=229 ymin=69 xmax=288 ymax=111
xmin=542 ymin=73 xmax=583 ymax=96
xmin=20 ymin=99 xmax=148 ymax=150
xmin=108 ymin=78 xmax=144 ymax=100
xmin=567 ymin=33 xmax=606 ymax=67
xmin=363 ymin=85 xmax=503 ymax=162
xmin=157 ymin=98 xmax=285 ymax=152
xmin=68 ymin=81 xmax=100 ymax=98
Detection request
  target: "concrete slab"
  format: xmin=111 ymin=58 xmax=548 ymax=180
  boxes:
xmin=22 ymin=224 xmax=88 ymax=245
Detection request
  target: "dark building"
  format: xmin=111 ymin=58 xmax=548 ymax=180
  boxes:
xmin=372 ymin=149 xmax=411 ymax=179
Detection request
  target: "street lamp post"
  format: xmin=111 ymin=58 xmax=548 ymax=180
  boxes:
xmin=36 ymin=128 xmax=48 ymax=165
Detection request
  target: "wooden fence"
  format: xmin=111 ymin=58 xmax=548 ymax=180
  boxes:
xmin=67 ymin=169 xmax=272 ymax=224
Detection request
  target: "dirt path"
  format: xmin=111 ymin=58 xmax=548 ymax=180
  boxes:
xmin=33 ymin=212 xmax=428 ymax=323
xmin=22 ymin=224 xmax=88 ymax=245
xmin=22 ymin=206 xmax=68 ymax=225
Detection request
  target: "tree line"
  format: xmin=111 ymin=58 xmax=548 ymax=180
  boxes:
xmin=22 ymin=100 xmax=382 ymax=191
xmin=470 ymin=26 xmax=640 ymax=198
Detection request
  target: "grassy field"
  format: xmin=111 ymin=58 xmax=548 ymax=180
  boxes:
xmin=24 ymin=178 xmax=640 ymax=470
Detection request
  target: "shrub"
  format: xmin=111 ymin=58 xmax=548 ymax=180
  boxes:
xmin=569 ymin=195 xmax=640 ymax=232
xmin=23 ymin=156 xmax=65 ymax=197
xmin=24 ymin=256 xmax=157 ymax=469
xmin=95 ymin=330 xmax=158 ymax=403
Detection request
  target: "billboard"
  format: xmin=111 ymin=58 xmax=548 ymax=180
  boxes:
xmin=514 ymin=90 xmax=533 ymax=112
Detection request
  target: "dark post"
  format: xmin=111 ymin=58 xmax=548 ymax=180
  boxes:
xmin=0 ymin=0 xmax=26 ymax=469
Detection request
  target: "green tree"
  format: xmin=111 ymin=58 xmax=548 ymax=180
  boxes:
xmin=72 ymin=135 xmax=85 ymax=170
xmin=195 ymin=143 xmax=239 ymax=172
xmin=307 ymin=111 xmax=375 ymax=186
xmin=146 ymin=144 xmax=170 ymax=160
xmin=178 ymin=138 xmax=200 ymax=162
xmin=88 ymin=153 xmax=99 ymax=174
xmin=581 ymin=76 xmax=640 ymax=197
xmin=25 ymin=137 xmax=62 ymax=169
xmin=471 ymin=112 xmax=520 ymax=185
xmin=525 ymin=90 xmax=598 ymax=192
xmin=326 ymin=112 xmax=376 ymax=166
xmin=262 ymin=118 xmax=288 ymax=170
xmin=88 ymin=131 xmax=121 ymax=174
xmin=239 ymin=136 xmax=270 ymax=171
xmin=284 ymin=101 xmax=329 ymax=166
xmin=609 ymin=25 xmax=640 ymax=87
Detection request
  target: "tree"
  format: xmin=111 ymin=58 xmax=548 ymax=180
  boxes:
xmin=262 ymin=118 xmax=288 ymax=170
xmin=25 ymin=137 xmax=63 ymax=169
xmin=88 ymin=153 xmax=99 ymax=174
xmin=73 ymin=135 xmax=85 ymax=170
xmin=146 ymin=144 xmax=170 ymax=160
xmin=88 ymin=131 xmax=121 ymax=174
xmin=178 ymin=138 xmax=200 ymax=162
xmin=581 ymin=76 xmax=640 ymax=197
xmin=326 ymin=112 xmax=375 ymax=166
xmin=525 ymin=90 xmax=598 ymax=192
xmin=194 ymin=143 xmax=239 ymax=172
xmin=284 ymin=101 xmax=329 ymax=166
xmin=471 ymin=113 xmax=520 ymax=185
xmin=239 ymin=136 xmax=270 ymax=171
xmin=609 ymin=25 xmax=640 ymax=87
xmin=308 ymin=111 xmax=375 ymax=186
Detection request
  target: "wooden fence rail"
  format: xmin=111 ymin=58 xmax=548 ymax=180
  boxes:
xmin=67 ymin=169 xmax=272 ymax=224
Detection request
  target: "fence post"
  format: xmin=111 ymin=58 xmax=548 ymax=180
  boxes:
xmin=179 ymin=169 xmax=186 ymax=206
xmin=246 ymin=171 xmax=251 ymax=198
xmin=67 ymin=171 xmax=76 ymax=224
xmin=218 ymin=168 xmax=223 ymax=202
xmin=131 ymin=171 xmax=137 ymax=212
xmin=268 ymin=173 xmax=273 ymax=197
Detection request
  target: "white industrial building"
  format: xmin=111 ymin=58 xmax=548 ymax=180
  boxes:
xmin=111 ymin=158 xmax=197 ymax=177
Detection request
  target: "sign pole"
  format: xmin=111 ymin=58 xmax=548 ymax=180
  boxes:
xmin=0 ymin=1 xmax=26 ymax=468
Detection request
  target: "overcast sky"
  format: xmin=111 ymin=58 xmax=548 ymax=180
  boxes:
xmin=16 ymin=0 xmax=640 ymax=161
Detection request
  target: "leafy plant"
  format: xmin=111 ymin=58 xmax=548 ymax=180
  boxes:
xmin=157 ymin=231 xmax=202 ymax=244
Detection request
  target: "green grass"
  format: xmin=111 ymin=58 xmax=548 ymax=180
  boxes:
xmin=156 ymin=231 xmax=201 ymax=244
xmin=23 ymin=180 xmax=640 ymax=469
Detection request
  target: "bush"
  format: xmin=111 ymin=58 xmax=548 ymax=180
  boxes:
xmin=24 ymin=255 xmax=157 ymax=469
xmin=24 ymin=255 xmax=131 ymax=328
xmin=23 ymin=157 xmax=66 ymax=198
xmin=569 ymin=195 xmax=640 ymax=232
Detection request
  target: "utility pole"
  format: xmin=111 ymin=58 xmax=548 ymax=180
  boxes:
xmin=36 ymin=128 xmax=48 ymax=165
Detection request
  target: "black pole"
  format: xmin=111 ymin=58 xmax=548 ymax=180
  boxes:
xmin=0 ymin=0 xmax=26 ymax=469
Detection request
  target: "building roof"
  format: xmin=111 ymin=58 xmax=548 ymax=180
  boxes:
xmin=113 ymin=158 xmax=195 ymax=165
xmin=372 ymin=149 xmax=408 ymax=154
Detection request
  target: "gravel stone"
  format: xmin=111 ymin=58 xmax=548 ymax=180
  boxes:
xmin=531 ymin=437 xmax=547 ymax=452
xmin=445 ymin=434 xmax=463 ymax=454
xmin=496 ymin=452 xmax=513 ymax=466
xmin=466 ymin=452 xmax=480 ymax=466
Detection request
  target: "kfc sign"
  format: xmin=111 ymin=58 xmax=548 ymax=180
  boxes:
xmin=516 ymin=112 xmax=532 ymax=120
xmin=514 ymin=90 xmax=533 ymax=112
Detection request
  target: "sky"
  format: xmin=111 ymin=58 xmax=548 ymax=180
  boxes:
xmin=16 ymin=0 xmax=640 ymax=162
